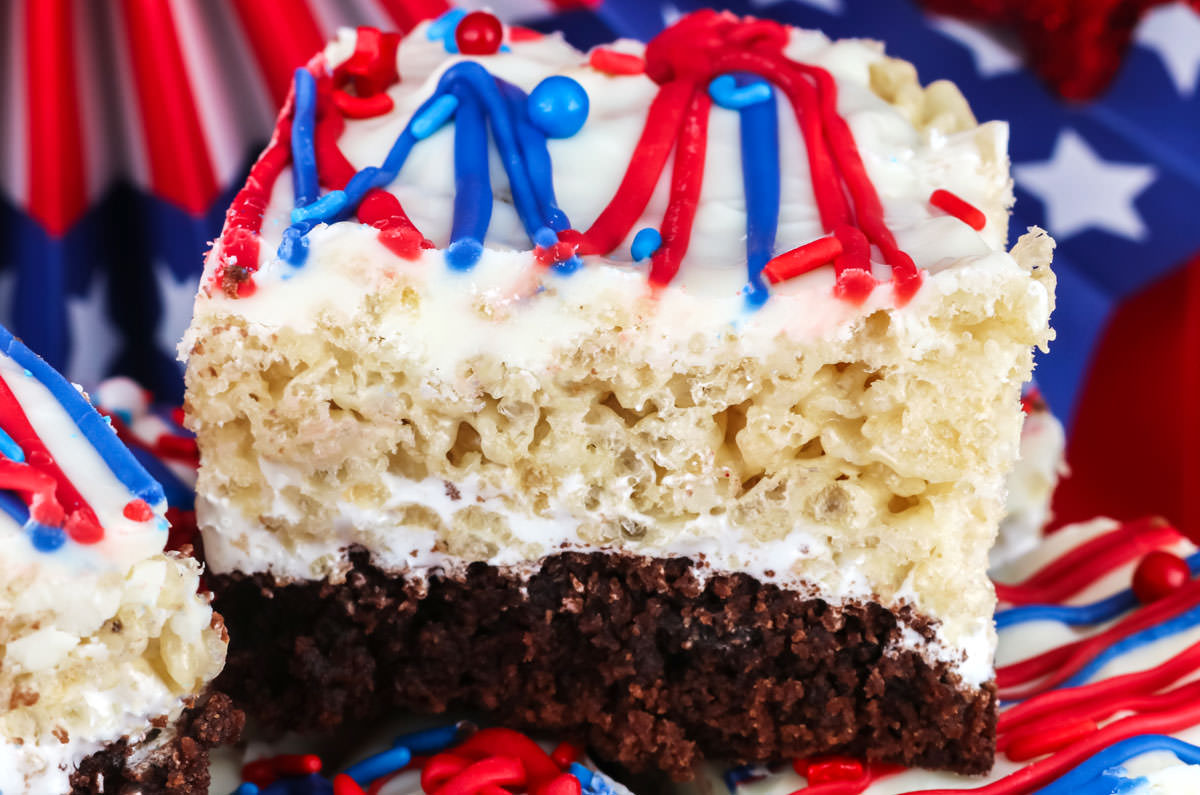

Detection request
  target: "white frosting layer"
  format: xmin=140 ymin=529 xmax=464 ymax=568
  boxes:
xmin=192 ymin=24 xmax=1017 ymax=370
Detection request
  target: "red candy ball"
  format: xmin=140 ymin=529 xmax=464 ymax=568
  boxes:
xmin=1132 ymin=550 xmax=1192 ymax=604
xmin=455 ymin=11 xmax=503 ymax=56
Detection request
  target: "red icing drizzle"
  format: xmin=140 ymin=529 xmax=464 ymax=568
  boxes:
xmin=220 ymin=13 xmax=925 ymax=304
xmin=0 ymin=374 xmax=103 ymax=543
xmin=578 ymin=11 xmax=922 ymax=303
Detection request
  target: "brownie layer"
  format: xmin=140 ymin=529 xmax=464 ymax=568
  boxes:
xmin=68 ymin=692 xmax=243 ymax=795
xmin=211 ymin=550 xmax=995 ymax=780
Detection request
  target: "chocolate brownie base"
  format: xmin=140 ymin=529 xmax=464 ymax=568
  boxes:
xmin=69 ymin=692 xmax=243 ymax=795
xmin=212 ymin=550 xmax=995 ymax=780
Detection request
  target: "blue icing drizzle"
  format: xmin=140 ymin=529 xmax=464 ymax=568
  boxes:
xmin=0 ymin=325 xmax=164 ymax=508
xmin=1033 ymin=735 xmax=1200 ymax=795
xmin=279 ymin=60 xmax=587 ymax=273
xmin=290 ymin=68 xmax=319 ymax=209
xmin=448 ymin=87 xmax=491 ymax=271
xmin=0 ymin=427 xmax=24 ymax=462
xmin=1059 ymin=602 xmax=1200 ymax=689
xmin=727 ymin=75 xmax=779 ymax=308
xmin=996 ymin=551 xmax=1200 ymax=629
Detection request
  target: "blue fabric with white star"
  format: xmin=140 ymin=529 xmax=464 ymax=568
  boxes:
xmin=1 ymin=0 xmax=1197 ymax=424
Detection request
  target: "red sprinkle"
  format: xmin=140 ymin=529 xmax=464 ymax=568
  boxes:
xmin=455 ymin=11 xmax=504 ymax=56
xmin=537 ymin=772 xmax=583 ymax=795
xmin=1133 ymin=551 xmax=1193 ymax=604
xmin=508 ymin=26 xmax=543 ymax=42
xmin=761 ymin=236 xmax=843 ymax=284
xmin=454 ymin=728 xmax=562 ymax=790
xmin=549 ymin=741 xmax=582 ymax=768
xmin=333 ymin=773 xmax=367 ymax=795
xmin=122 ymin=499 xmax=154 ymax=522
xmin=930 ymin=188 xmax=986 ymax=231
xmin=588 ymin=48 xmax=646 ymax=75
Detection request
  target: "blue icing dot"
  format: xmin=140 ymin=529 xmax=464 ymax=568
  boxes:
xmin=532 ymin=227 xmax=558 ymax=248
xmin=0 ymin=428 xmax=25 ymax=462
xmin=29 ymin=522 xmax=66 ymax=553
xmin=631 ymin=228 xmax=662 ymax=262
xmin=527 ymin=76 xmax=589 ymax=139
xmin=278 ymin=226 xmax=311 ymax=266
xmin=553 ymin=255 xmax=583 ymax=275
xmin=232 ymin=783 xmax=260 ymax=795
xmin=446 ymin=238 xmax=483 ymax=270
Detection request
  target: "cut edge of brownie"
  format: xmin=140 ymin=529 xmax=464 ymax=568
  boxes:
xmin=211 ymin=549 xmax=995 ymax=781
xmin=68 ymin=691 xmax=244 ymax=795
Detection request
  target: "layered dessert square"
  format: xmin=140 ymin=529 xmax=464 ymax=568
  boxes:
xmin=184 ymin=11 xmax=1054 ymax=778
xmin=0 ymin=326 xmax=236 ymax=793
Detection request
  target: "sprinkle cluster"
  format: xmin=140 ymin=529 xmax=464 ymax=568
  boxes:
xmin=214 ymin=11 xmax=995 ymax=310
xmin=232 ymin=723 xmax=619 ymax=795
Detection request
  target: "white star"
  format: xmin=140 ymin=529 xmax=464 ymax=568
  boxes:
xmin=929 ymin=16 xmax=1022 ymax=77
xmin=1136 ymin=3 xmax=1200 ymax=96
xmin=1014 ymin=130 xmax=1157 ymax=241
xmin=66 ymin=269 xmax=119 ymax=390
xmin=154 ymin=264 xmax=200 ymax=363
xmin=749 ymin=0 xmax=844 ymax=13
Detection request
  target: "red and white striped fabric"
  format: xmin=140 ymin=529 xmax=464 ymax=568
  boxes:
xmin=3 ymin=0 xmax=450 ymax=234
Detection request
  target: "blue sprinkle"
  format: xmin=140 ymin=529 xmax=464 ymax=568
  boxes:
xmin=344 ymin=745 xmax=412 ymax=784
xmin=411 ymin=94 xmax=460 ymax=140
xmin=533 ymin=227 xmax=558 ymax=248
xmin=232 ymin=783 xmax=260 ymax=795
xmin=569 ymin=763 xmax=594 ymax=786
xmin=0 ymin=428 xmax=25 ymax=462
xmin=446 ymin=238 xmax=483 ymax=270
xmin=29 ymin=522 xmax=66 ymax=552
xmin=552 ymin=255 xmax=583 ymax=275
xmin=708 ymin=74 xmax=772 ymax=109
xmin=290 ymin=69 xmax=319 ymax=208
xmin=392 ymin=723 xmax=461 ymax=755
xmin=631 ymin=228 xmax=662 ymax=262
xmin=426 ymin=9 xmax=466 ymax=46
xmin=544 ymin=208 xmax=569 ymax=231
xmin=527 ymin=76 xmax=590 ymax=138
xmin=291 ymin=191 xmax=348 ymax=224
